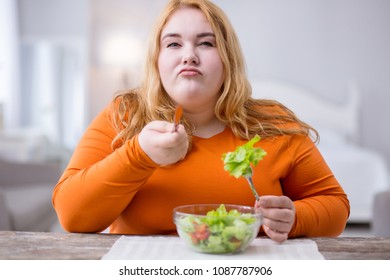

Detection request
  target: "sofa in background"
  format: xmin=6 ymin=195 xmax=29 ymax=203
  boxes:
xmin=372 ymin=191 xmax=390 ymax=237
xmin=0 ymin=158 xmax=61 ymax=231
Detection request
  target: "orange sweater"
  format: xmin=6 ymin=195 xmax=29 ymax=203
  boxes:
xmin=52 ymin=105 xmax=350 ymax=237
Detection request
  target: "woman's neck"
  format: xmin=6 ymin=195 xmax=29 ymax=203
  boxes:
xmin=187 ymin=110 xmax=225 ymax=138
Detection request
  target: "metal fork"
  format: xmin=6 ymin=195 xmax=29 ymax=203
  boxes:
xmin=244 ymin=167 xmax=260 ymax=201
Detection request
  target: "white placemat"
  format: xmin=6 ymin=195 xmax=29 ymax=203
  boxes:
xmin=102 ymin=236 xmax=325 ymax=260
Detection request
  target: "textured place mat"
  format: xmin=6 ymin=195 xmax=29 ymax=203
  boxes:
xmin=102 ymin=236 xmax=325 ymax=260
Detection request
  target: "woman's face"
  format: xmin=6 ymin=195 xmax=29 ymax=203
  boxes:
xmin=158 ymin=7 xmax=224 ymax=112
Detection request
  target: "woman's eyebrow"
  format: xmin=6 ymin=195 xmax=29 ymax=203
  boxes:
xmin=161 ymin=32 xmax=215 ymax=41
xmin=197 ymin=32 xmax=215 ymax=38
xmin=161 ymin=33 xmax=181 ymax=41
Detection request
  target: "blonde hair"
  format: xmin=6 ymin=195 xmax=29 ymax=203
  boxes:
xmin=110 ymin=0 xmax=317 ymax=149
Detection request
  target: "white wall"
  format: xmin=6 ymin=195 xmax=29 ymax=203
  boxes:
xmin=18 ymin=0 xmax=88 ymax=40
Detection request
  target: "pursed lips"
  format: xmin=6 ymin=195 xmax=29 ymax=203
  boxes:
xmin=179 ymin=67 xmax=202 ymax=77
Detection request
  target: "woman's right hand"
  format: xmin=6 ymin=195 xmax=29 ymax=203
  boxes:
xmin=254 ymin=195 xmax=295 ymax=242
xmin=138 ymin=120 xmax=189 ymax=165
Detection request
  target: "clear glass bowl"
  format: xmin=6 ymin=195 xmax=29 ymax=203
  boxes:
xmin=173 ymin=204 xmax=262 ymax=254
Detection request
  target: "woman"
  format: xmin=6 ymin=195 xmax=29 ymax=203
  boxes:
xmin=52 ymin=0 xmax=349 ymax=242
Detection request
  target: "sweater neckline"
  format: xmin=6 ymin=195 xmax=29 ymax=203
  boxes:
xmin=192 ymin=126 xmax=229 ymax=141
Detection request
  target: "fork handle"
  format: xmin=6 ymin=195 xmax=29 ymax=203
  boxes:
xmin=245 ymin=176 xmax=260 ymax=201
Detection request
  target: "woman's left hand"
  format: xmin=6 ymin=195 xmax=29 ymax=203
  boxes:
xmin=254 ymin=195 xmax=295 ymax=242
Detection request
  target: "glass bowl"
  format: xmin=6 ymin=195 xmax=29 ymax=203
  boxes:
xmin=173 ymin=204 xmax=262 ymax=254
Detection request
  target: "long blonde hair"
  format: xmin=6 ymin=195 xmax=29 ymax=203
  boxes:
xmin=110 ymin=0 xmax=317 ymax=149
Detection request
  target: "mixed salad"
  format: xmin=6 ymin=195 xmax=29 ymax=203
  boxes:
xmin=176 ymin=204 xmax=260 ymax=254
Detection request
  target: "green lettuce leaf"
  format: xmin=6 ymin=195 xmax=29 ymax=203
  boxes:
xmin=221 ymin=135 xmax=267 ymax=178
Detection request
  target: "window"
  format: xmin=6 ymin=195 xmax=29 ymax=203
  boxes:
xmin=19 ymin=40 xmax=87 ymax=150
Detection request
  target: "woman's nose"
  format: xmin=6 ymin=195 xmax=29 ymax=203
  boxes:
xmin=181 ymin=47 xmax=199 ymax=65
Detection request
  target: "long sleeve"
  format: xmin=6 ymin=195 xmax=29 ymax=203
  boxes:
xmin=52 ymin=106 xmax=159 ymax=232
xmin=281 ymin=135 xmax=350 ymax=237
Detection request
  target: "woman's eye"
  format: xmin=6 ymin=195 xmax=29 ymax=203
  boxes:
xmin=167 ymin=42 xmax=180 ymax=48
xmin=199 ymin=41 xmax=214 ymax=47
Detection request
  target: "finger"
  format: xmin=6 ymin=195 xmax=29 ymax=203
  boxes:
xmin=175 ymin=124 xmax=186 ymax=134
xmin=259 ymin=195 xmax=294 ymax=209
xmin=145 ymin=125 xmax=187 ymax=148
xmin=262 ymin=224 xmax=288 ymax=242
xmin=145 ymin=120 xmax=174 ymax=133
xmin=262 ymin=216 xmax=292 ymax=233
xmin=260 ymin=207 xmax=295 ymax=223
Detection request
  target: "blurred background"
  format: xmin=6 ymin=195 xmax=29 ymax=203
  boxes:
xmin=0 ymin=0 xmax=389 ymax=235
